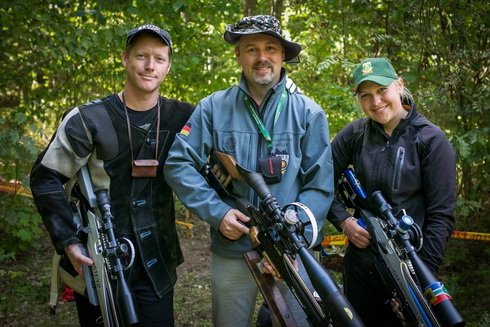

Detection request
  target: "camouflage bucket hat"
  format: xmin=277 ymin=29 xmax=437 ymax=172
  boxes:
xmin=224 ymin=15 xmax=301 ymax=62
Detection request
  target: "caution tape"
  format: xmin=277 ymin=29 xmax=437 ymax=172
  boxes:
xmin=175 ymin=220 xmax=194 ymax=229
xmin=322 ymin=230 xmax=490 ymax=246
xmin=322 ymin=234 xmax=348 ymax=246
xmin=4 ymin=183 xmax=489 ymax=239
xmin=0 ymin=182 xmax=32 ymax=198
xmin=450 ymin=231 xmax=490 ymax=242
xmin=0 ymin=181 xmax=193 ymax=229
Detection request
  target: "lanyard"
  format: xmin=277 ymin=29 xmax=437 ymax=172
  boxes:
xmin=242 ymin=89 xmax=287 ymax=153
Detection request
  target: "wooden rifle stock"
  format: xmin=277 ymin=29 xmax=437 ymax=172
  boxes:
xmin=214 ymin=153 xmax=364 ymax=326
xmin=244 ymin=250 xmax=298 ymax=326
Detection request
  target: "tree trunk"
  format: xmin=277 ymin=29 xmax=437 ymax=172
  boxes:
xmin=244 ymin=0 xmax=256 ymax=16
xmin=271 ymin=0 xmax=283 ymax=18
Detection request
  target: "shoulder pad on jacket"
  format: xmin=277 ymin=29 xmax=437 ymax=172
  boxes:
xmin=79 ymin=98 xmax=103 ymax=110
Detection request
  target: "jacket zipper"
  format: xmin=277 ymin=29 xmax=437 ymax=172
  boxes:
xmin=392 ymin=147 xmax=405 ymax=191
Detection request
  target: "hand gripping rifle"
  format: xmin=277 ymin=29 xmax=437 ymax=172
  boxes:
xmin=338 ymin=168 xmax=465 ymax=327
xmin=71 ymin=166 xmax=139 ymax=326
xmin=204 ymin=152 xmax=364 ymax=327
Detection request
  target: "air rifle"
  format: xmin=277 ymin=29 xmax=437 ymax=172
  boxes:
xmin=204 ymin=152 xmax=364 ymax=327
xmin=338 ymin=168 xmax=465 ymax=327
xmin=72 ymin=166 xmax=139 ymax=327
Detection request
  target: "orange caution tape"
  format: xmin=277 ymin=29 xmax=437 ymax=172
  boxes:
xmin=451 ymin=231 xmax=490 ymax=242
xmin=0 ymin=182 xmax=32 ymax=198
xmin=322 ymin=234 xmax=348 ymax=246
xmin=3 ymin=184 xmax=488 ymax=240
xmin=175 ymin=220 xmax=193 ymax=229
xmin=322 ymin=230 xmax=490 ymax=246
xmin=0 ymin=182 xmax=193 ymax=230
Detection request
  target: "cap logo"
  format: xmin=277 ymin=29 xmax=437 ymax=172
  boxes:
xmin=138 ymin=24 xmax=160 ymax=32
xmin=362 ymin=62 xmax=374 ymax=75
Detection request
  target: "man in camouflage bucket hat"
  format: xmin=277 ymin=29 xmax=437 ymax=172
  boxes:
xmin=165 ymin=14 xmax=333 ymax=326
xmin=224 ymin=15 xmax=301 ymax=62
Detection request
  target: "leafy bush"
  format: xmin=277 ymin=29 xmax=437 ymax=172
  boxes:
xmin=0 ymin=194 xmax=42 ymax=261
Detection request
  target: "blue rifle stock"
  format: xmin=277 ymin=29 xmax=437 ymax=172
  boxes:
xmin=339 ymin=168 xmax=465 ymax=327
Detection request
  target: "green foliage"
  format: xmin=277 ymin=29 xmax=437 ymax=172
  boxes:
xmin=0 ymin=193 xmax=42 ymax=260
xmin=442 ymin=240 xmax=490 ymax=324
xmin=0 ymin=0 xmax=488 ymax=324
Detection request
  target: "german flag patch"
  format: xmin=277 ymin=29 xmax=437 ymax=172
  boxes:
xmin=180 ymin=122 xmax=191 ymax=136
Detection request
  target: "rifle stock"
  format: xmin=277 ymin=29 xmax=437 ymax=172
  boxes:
xmin=209 ymin=152 xmax=364 ymax=327
xmin=244 ymin=250 xmax=298 ymax=327
xmin=75 ymin=166 xmax=138 ymax=327
xmin=340 ymin=169 xmax=465 ymax=327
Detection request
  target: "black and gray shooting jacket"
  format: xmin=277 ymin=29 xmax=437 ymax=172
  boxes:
xmin=30 ymin=94 xmax=194 ymax=298
xmin=327 ymin=101 xmax=457 ymax=275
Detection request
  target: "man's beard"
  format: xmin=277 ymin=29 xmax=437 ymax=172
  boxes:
xmin=254 ymin=73 xmax=274 ymax=85
xmin=252 ymin=61 xmax=275 ymax=85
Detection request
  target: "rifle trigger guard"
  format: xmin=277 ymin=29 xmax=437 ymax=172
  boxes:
xmin=282 ymin=202 xmax=318 ymax=249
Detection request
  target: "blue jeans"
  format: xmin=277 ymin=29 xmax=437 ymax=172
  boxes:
xmin=210 ymin=252 xmax=310 ymax=327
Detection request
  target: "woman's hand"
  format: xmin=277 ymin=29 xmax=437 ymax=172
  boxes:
xmin=341 ymin=217 xmax=372 ymax=248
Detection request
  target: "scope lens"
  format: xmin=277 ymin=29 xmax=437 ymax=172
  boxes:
xmin=397 ymin=215 xmax=414 ymax=233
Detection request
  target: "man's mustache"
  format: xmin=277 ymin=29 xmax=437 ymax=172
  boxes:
xmin=253 ymin=61 xmax=272 ymax=69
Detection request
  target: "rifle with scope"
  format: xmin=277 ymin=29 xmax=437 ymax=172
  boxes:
xmin=203 ymin=152 xmax=364 ymax=327
xmin=337 ymin=168 xmax=465 ymax=327
xmin=70 ymin=165 xmax=139 ymax=327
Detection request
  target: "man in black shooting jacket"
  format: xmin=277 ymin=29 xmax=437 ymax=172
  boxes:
xmin=30 ymin=24 xmax=194 ymax=326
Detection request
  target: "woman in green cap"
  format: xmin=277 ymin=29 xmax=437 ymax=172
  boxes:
xmin=327 ymin=58 xmax=457 ymax=326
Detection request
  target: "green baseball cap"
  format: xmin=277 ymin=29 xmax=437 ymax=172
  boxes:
xmin=353 ymin=58 xmax=398 ymax=93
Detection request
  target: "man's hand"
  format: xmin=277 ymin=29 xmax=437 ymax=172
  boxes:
xmin=218 ymin=209 xmax=250 ymax=240
xmin=64 ymin=243 xmax=94 ymax=277
xmin=342 ymin=217 xmax=371 ymax=248
xmin=262 ymin=257 xmax=299 ymax=281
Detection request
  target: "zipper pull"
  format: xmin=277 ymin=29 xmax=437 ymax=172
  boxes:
xmin=381 ymin=140 xmax=390 ymax=152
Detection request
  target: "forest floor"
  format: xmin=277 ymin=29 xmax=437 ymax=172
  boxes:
xmin=0 ymin=212 xmax=216 ymax=326
xmin=1 ymin=208 xmax=486 ymax=326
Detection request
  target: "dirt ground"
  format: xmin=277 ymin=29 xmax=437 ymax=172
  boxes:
xmin=174 ymin=212 xmax=214 ymax=326
xmin=0 ymin=208 xmax=344 ymax=326
xmin=0 ymin=211 xmax=214 ymax=326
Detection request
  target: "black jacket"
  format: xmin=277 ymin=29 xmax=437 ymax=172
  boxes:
xmin=30 ymin=94 xmax=194 ymax=297
xmin=327 ymin=102 xmax=456 ymax=274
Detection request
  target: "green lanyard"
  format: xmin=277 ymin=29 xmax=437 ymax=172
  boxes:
xmin=242 ymin=89 xmax=287 ymax=153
